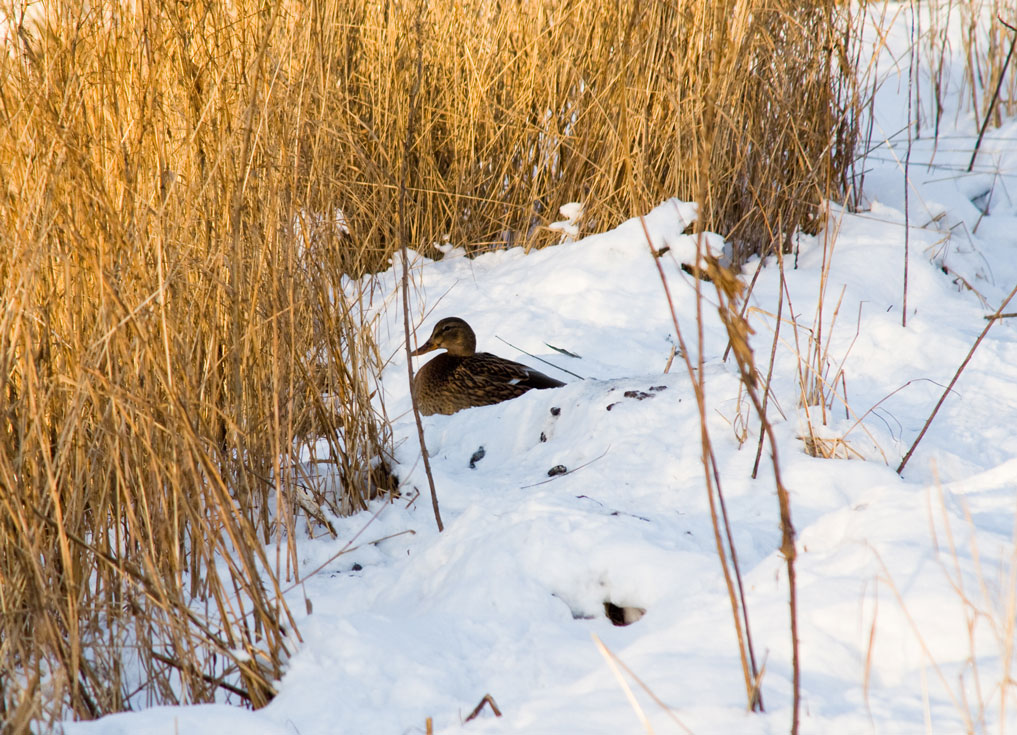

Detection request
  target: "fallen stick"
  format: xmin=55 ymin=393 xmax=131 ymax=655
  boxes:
xmin=464 ymin=694 xmax=502 ymax=723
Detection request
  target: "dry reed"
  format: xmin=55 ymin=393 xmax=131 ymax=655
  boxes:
xmin=1 ymin=0 xmax=393 ymax=726
xmin=266 ymin=0 xmax=857 ymax=267
xmin=914 ymin=0 xmax=1017 ymax=137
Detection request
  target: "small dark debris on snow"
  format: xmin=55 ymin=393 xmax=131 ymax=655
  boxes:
xmin=681 ymin=262 xmax=712 ymax=281
xmin=604 ymin=601 xmax=646 ymax=626
xmin=609 ymin=387 xmax=663 ymax=409
xmin=609 ymin=510 xmax=651 ymax=523
xmin=550 ymin=406 xmax=561 ymax=416
xmin=469 ymin=446 xmax=486 ymax=469
xmin=623 ymin=390 xmax=653 ymax=400
xmin=540 ymin=432 xmax=547 ymax=443
xmin=351 ymin=563 xmax=363 ymax=572
xmin=547 ymin=464 xmax=568 ymax=477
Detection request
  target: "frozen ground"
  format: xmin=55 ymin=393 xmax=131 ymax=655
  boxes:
xmin=66 ymin=4 xmax=1017 ymax=734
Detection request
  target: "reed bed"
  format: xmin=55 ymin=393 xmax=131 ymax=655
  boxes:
xmin=0 ymin=0 xmax=861 ymax=729
xmin=0 ymin=0 xmax=392 ymax=726
xmin=313 ymin=0 xmax=859 ymax=265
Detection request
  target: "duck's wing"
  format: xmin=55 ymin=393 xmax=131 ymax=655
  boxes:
xmin=465 ymin=353 xmax=565 ymax=393
xmin=513 ymin=363 xmax=566 ymax=390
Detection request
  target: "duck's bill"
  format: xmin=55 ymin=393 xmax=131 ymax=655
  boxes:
xmin=410 ymin=341 xmax=435 ymax=356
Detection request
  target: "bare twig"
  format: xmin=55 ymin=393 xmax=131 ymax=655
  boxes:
xmin=641 ymin=217 xmax=762 ymax=713
xmin=284 ymin=523 xmax=415 ymax=594
xmin=149 ymin=651 xmax=250 ymax=701
xmin=898 ymin=279 xmax=1017 ymax=474
xmin=753 ymin=237 xmax=786 ymax=479
xmin=967 ymin=17 xmax=1017 ymax=172
xmin=494 ymin=335 xmax=586 ymax=380
xmin=592 ymin=635 xmax=655 ymax=734
xmin=463 ymin=694 xmax=502 ymax=722
xmin=399 ymin=7 xmax=442 ymax=532
xmin=520 ymin=446 xmax=610 ymax=489
xmin=592 ymin=635 xmax=696 ymax=735
xmin=903 ymin=0 xmax=915 ymax=328
xmin=704 ymin=252 xmax=799 ymax=729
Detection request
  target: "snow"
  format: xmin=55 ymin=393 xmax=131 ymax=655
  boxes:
xmin=64 ymin=4 xmax=1017 ymax=734
xmin=548 ymin=202 xmax=586 ymax=242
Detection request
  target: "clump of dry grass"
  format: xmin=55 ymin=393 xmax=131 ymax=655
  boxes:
xmin=300 ymin=0 xmax=857 ymax=266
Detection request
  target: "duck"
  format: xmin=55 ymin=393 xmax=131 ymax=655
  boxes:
xmin=410 ymin=317 xmax=565 ymax=416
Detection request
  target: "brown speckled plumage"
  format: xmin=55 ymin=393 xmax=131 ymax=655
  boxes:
xmin=411 ymin=317 xmax=565 ymax=416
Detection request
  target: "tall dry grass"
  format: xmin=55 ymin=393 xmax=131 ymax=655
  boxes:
xmin=0 ymin=0 xmax=859 ymax=729
xmin=0 ymin=0 xmax=394 ymax=727
xmin=311 ymin=0 xmax=858 ymax=265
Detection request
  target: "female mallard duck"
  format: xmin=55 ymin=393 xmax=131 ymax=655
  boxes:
xmin=411 ymin=317 xmax=565 ymax=416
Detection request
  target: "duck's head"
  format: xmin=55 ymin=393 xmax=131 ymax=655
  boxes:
xmin=411 ymin=317 xmax=478 ymax=357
